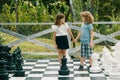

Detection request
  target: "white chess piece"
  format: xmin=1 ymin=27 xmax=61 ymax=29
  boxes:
xmin=112 ymin=43 xmax=120 ymax=71
xmin=100 ymin=47 xmax=113 ymax=75
xmin=90 ymin=53 xmax=101 ymax=73
xmin=109 ymin=60 xmax=120 ymax=79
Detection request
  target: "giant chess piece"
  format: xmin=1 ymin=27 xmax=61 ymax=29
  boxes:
xmin=5 ymin=46 xmax=15 ymax=72
xmin=14 ymin=57 xmax=25 ymax=76
xmin=12 ymin=51 xmax=18 ymax=63
xmin=112 ymin=43 xmax=120 ymax=71
xmin=109 ymin=60 xmax=120 ymax=79
xmin=0 ymin=51 xmax=9 ymax=80
xmin=100 ymin=47 xmax=113 ymax=76
xmin=90 ymin=53 xmax=102 ymax=73
xmin=15 ymin=47 xmax=24 ymax=64
xmin=59 ymin=56 xmax=70 ymax=75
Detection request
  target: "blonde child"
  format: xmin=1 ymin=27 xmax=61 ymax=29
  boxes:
xmin=75 ymin=11 xmax=94 ymax=71
xmin=52 ymin=13 xmax=74 ymax=65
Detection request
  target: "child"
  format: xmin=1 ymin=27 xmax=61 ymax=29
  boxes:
xmin=52 ymin=13 xmax=74 ymax=64
xmin=75 ymin=11 xmax=94 ymax=71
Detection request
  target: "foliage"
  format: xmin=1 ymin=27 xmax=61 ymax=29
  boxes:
xmin=0 ymin=0 xmax=120 ymax=41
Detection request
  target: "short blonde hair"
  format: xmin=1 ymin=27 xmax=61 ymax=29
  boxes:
xmin=80 ymin=11 xmax=94 ymax=24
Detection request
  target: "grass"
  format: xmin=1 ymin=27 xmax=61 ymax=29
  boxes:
xmin=1 ymin=32 xmax=104 ymax=59
xmin=22 ymin=54 xmax=58 ymax=59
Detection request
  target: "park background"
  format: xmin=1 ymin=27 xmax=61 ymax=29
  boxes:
xmin=0 ymin=0 xmax=120 ymax=59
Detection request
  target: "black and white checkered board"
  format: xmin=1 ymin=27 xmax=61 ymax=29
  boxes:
xmin=9 ymin=59 xmax=110 ymax=80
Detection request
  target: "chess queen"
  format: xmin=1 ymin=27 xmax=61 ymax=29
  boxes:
xmin=52 ymin=13 xmax=74 ymax=65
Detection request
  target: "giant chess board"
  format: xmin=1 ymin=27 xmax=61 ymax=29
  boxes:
xmin=9 ymin=59 xmax=110 ymax=80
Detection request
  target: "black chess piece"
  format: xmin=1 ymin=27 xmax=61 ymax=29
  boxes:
xmin=4 ymin=46 xmax=16 ymax=73
xmin=16 ymin=47 xmax=24 ymax=64
xmin=12 ymin=51 xmax=18 ymax=63
xmin=0 ymin=51 xmax=9 ymax=80
xmin=15 ymin=47 xmax=22 ymax=57
xmin=6 ymin=53 xmax=16 ymax=73
xmin=58 ymin=56 xmax=70 ymax=75
xmin=14 ymin=58 xmax=25 ymax=76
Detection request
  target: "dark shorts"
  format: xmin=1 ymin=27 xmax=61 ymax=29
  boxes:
xmin=56 ymin=35 xmax=69 ymax=49
xmin=81 ymin=43 xmax=93 ymax=58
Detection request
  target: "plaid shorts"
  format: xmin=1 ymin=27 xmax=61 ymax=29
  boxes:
xmin=80 ymin=43 xmax=93 ymax=58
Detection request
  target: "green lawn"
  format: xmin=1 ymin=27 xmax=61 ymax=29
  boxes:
xmin=1 ymin=32 xmax=104 ymax=59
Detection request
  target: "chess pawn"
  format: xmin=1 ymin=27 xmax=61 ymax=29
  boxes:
xmin=14 ymin=58 xmax=25 ymax=76
xmin=109 ymin=60 xmax=120 ymax=79
xmin=90 ymin=53 xmax=101 ymax=73
xmin=16 ymin=47 xmax=22 ymax=57
xmin=58 ymin=56 xmax=70 ymax=75
xmin=16 ymin=47 xmax=24 ymax=64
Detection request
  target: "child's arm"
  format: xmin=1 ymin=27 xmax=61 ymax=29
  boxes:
xmin=75 ymin=32 xmax=80 ymax=42
xmin=67 ymin=29 xmax=75 ymax=41
xmin=53 ymin=32 xmax=57 ymax=49
xmin=90 ymin=30 xmax=94 ymax=47
xmin=90 ymin=30 xmax=94 ymax=42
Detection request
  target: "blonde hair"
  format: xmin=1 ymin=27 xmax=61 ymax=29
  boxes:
xmin=80 ymin=11 xmax=94 ymax=24
xmin=55 ymin=13 xmax=65 ymax=25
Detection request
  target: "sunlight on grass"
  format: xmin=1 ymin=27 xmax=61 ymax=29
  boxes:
xmin=1 ymin=32 xmax=104 ymax=53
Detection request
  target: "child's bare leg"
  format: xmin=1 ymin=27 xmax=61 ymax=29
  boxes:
xmin=58 ymin=49 xmax=62 ymax=64
xmin=89 ymin=57 xmax=92 ymax=66
xmin=78 ymin=56 xmax=85 ymax=71
xmin=80 ymin=57 xmax=85 ymax=66
xmin=61 ymin=50 xmax=66 ymax=57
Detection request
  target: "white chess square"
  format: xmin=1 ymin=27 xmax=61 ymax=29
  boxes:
xmin=73 ymin=62 xmax=80 ymax=65
xmin=44 ymin=71 xmax=58 ymax=74
xmin=74 ymin=71 xmax=89 ymax=74
xmin=23 ymin=66 xmax=33 ymax=70
xmin=48 ymin=62 xmax=59 ymax=65
xmin=31 ymin=69 xmax=46 ymax=72
xmin=67 ymin=63 xmax=73 ymax=67
xmin=75 ymin=77 xmax=90 ymax=80
xmin=47 ymin=66 xmax=59 ymax=69
xmin=37 ymin=60 xmax=49 ymax=63
xmin=24 ymin=62 xmax=37 ymax=65
xmin=9 ymin=77 xmax=26 ymax=80
xmin=25 ymin=71 xmax=30 ymax=75
xmin=89 ymin=73 xmax=105 ymax=77
xmin=35 ymin=64 xmax=48 ymax=67
xmin=41 ymin=77 xmax=58 ymax=80
xmin=27 ymin=74 xmax=43 ymax=77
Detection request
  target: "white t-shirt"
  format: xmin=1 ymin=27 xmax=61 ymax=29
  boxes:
xmin=52 ymin=23 xmax=69 ymax=36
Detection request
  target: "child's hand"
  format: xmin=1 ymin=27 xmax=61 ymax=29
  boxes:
xmin=74 ymin=39 xmax=77 ymax=42
xmin=54 ymin=45 xmax=58 ymax=49
xmin=90 ymin=42 xmax=94 ymax=48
